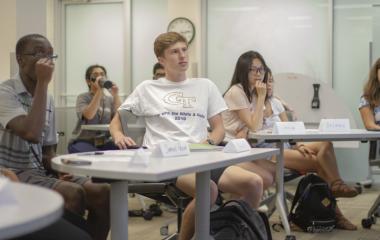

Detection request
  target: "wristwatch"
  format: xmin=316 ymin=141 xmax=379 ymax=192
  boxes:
xmin=207 ymin=138 xmax=215 ymax=145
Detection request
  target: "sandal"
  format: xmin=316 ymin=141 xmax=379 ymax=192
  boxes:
xmin=335 ymin=209 xmax=357 ymax=231
xmin=330 ymin=179 xmax=359 ymax=198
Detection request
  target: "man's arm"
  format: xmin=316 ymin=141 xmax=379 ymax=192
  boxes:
xmin=110 ymin=111 xmax=136 ymax=149
xmin=42 ymin=144 xmax=57 ymax=172
xmin=6 ymin=58 xmax=54 ymax=143
xmin=204 ymin=114 xmax=225 ymax=145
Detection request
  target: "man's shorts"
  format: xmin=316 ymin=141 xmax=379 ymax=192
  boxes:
xmin=14 ymin=169 xmax=89 ymax=189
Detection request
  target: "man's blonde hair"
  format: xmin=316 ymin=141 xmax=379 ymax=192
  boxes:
xmin=154 ymin=32 xmax=188 ymax=58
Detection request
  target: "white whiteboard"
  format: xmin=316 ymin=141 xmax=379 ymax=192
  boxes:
xmin=131 ymin=0 xmax=168 ymax=89
xmin=206 ymin=0 xmax=330 ymax=93
xmin=65 ymin=3 xmax=124 ymax=106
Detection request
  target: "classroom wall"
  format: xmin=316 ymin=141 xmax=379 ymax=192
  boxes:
xmin=0 ymin=0 xmax=16 ymax=81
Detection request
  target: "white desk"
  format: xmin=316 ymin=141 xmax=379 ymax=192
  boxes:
xmin=81 ymin=124 xmax=110 ymax=131
xmin=0 ymin=182 xmax=63 ymax=239
xmin=51 ymin=148 xmax=278 ymax=240
xmin=249 ymin=129 xmax=380 ymax=237
xmin=81 ymin=124 xmax=145 ymax=132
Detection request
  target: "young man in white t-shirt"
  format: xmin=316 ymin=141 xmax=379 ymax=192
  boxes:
xmin=110 ymin=32 xmax=226 ymax=240
xmin=110 ymin=32 xmax=266 ymax=240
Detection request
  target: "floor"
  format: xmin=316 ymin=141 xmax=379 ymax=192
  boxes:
xmin=111 ymin=183 xmax=380 ymax=240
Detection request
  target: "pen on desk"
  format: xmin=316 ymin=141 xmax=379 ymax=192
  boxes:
xmin=77 ymin=151 xmax=104 ymax=156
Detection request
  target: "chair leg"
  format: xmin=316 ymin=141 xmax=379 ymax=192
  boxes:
xmin=177 ymin=196 xmax=185 ymax=232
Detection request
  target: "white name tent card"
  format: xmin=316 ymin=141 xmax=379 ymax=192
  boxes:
xmin=129 ymin=148 xmax=151 ymax=167
xmin=223 ymin=139 xmax=251 ymax=153
xmin=272 ymin=121 xmax=306 ymax=135
xmin=0 ymin=178 xmax=18 ymax=206
xmin=318 ymin=119 xmax=351 ymax=132
xmin=152 ymin=141 xmax=190 ymax=157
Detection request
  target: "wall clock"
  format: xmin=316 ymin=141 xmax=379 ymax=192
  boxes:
xmin=167 ymin=17 xmax=195 ymax=44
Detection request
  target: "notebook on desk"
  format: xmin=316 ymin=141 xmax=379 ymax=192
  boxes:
xmin=367 ymin=129 xmax=380 ymax=131
xmin=189 ymin=143 xmax=224 ymax=152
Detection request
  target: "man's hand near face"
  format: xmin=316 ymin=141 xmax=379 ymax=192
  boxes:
xmin=35 ymin=58 xmax=54 ymax=85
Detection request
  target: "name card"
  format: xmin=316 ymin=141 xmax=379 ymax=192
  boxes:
xmin=154 ymin=141 xmax=190 ymax=157
xmin=129 ymin=148 xmax=151 ymax=167
xmin=0 ymin=178 xmax=18 ymax=206
xmin=272 ymin=121 xmax=306 ymax=134
xmin=319 ymin=119 xmax=350 ymax=132
xmin=223 ymin=139 xmax=251 ymax=153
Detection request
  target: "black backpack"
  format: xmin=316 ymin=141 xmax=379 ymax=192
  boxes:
xmin=210 ymin=199 xmax=272 ymax=240
xmin=288 ymin=174 xmax=336 ymax=233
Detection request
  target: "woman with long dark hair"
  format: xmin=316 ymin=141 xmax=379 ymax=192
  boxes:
xmin=222 ymin=51 xmax=358 ymax=230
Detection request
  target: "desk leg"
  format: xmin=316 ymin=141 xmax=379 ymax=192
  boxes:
xmin=110 ymin=181 xmax=128 ymax=240
xmin=275 ymin=141 xmax=291 ymax=236
xmin=195 ymin=170 xmax=213 ymax=240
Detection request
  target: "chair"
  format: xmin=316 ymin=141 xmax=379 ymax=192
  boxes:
xmin=359 ymin=140 xmax=380 ymax=188
xmin=361 ymin=140 xmax=380 ymax=229
xmin=128 ymin=182 xmax=192 ymax=239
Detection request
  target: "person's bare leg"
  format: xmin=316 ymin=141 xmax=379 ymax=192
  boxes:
xmin=218 ymin=165 xmax=264 ymax=208
xmin=303 ymin=142 xmax=341 ymax=183
xmin=241 ymin=159 xmax=276 ymax=189
xmin=82 ymin=182 xmax=110 ymax=240
xmin=286 ymin=142 xmax=358 ymax=197
xmin=283 ymin=149 xmax=319 ymax=174
xmin=335 ymin=205 xmax=357 ymax=230
xmin=176 ymin=173 xmax=218 ymax=240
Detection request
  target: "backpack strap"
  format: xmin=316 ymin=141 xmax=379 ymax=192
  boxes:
xmin=289 ymin=182 xmax=312 ymax=218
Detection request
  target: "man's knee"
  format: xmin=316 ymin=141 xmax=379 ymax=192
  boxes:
xmin=210 ymin=180 xmax=218 ymax=204
xmin=176 ymin=178 xmax=218 ymax=205
xmin=55 ymin=182 xmax=86 ymax=215
xmin=84 ymin=183 xmax=110 ymax=209
xmin=245 ymin=176 xmax=264 ymax=192
xmin=261 ymin=172 xmax=274 ymax=189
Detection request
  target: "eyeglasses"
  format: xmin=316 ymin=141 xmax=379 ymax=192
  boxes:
xmin=249 ymin=67 xmax=266 ymax=74
xmin=22 ymin=52 xmax=58 ymax=60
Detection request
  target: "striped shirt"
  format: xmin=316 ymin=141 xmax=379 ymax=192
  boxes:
xmin=0 ymin=74 xmax=57 ymax=170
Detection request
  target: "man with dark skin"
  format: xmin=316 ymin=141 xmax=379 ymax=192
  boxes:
xmin=0 ymin=34 xmax=110 ymax=240
xmin=0 ymin=168 xmax=92 ymax=240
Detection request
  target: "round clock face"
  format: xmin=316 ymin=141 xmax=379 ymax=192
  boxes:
xmin=167 ymin=17 xmax=195 ymax=44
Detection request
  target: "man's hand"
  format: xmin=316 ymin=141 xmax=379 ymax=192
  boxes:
xmin=0 ymin=168 xmax=19 ymax=182
xmin=58 ymin=172 xmax=74 ymax=181
xmin=35 ymin=58 xmax=54 ymax=85
xmin=113 ymin=133 xmax=136 ymax=149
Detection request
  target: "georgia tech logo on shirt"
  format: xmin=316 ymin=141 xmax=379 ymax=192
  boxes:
xmin=163 ymin=92 xmax=196 ymax=108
